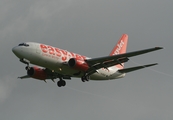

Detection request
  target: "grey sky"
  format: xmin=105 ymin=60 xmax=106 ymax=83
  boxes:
xmin=0 ymin=0 xmax=173 ymax=120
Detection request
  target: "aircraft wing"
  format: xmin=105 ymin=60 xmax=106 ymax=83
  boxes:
xmin=85 ymin=47 xmax=162 ymax=65
xmin=84 ymin=47 xmax=163 ymax=75
xmin=85 ymin=57 xmax=129 ymax=75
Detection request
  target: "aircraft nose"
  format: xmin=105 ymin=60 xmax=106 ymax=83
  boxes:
xmin=12 ymin=46 xmax=21 ymax=57
xmin=12 ymin=47 xmax=17 ymax=54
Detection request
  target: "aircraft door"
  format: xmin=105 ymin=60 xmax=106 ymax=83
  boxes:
xmin=35 ymin=44 xmax=41 ymax=54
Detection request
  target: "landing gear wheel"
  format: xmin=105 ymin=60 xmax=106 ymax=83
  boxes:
xmin=25 ymin=66 xmax=30 ymax=70
xmin=61 ymin=80 xmax=66 ymax=86
xmin=57 ymin=80 xmax=66 ymax=87
xmin=57 ymin=81 xmax=62 ymax=87
xmin=81 ymin=76 xmax=89 ymax=82
xmin=81 ymin=76 xmax=85 ymax=82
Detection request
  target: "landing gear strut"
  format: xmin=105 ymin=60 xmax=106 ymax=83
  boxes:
xmin=20 ymin=58 xmax=30 ymax=65
xmin=57 ymin=78 xmax=66 ymax=87
xmin=20 ymin=59 xmax=30 ymax=70
xmin=81 ymin=75 xmax=89 ymax=82
xmin=25 ymin=65 xmax=30 ymax=70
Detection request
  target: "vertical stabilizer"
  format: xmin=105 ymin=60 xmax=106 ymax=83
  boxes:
xmin=109 ymin=34 xmax=128 ymax=69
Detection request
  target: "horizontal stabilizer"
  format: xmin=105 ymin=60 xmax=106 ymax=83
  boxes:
xmin=118 ymin=63 xmax=158 ymax=73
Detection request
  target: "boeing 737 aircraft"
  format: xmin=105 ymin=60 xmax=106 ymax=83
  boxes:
xmin=12 ymin=34 xmax=163 ymax=87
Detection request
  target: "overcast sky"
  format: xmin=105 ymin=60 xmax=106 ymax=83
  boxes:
xmin=0 ymin=0 xmax=173 ymax=120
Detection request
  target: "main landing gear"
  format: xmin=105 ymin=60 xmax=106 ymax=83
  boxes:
xmin=57 ymin=78 xmax=66 ymax=87
xmin=81 ymin=75 xmax=89 ymax=82
xmin=20 ymin=59 xmax=30 ymax=70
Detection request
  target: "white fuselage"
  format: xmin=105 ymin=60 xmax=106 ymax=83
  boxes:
xmin=12 ymin=42 xmax=125 ymax=80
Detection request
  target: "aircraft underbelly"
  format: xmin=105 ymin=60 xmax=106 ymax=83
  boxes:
xmin=57 ymin=65 xmax=83 ymax=76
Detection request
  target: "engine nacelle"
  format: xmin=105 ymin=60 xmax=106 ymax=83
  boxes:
xmin=27 ymin=66 xmax=47 ymax=80
xmin=68 ymin=58 xmax=89 ymax=71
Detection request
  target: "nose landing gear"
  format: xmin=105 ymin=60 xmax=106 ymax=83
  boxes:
xmin=20 ymin=59 xmax=30 ymax=70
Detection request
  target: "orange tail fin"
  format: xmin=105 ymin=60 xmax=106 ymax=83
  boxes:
xmin=109 ymin=34 xmax=128 ymax=69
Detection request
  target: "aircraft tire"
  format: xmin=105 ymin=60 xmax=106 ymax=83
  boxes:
xmin=57 ymin=81 xmax=61 ymax=87
xmin=81 ymin=77 xmax=85 ymax=82
xmin=81 ymin=76 xmax=89 ymax=82
xmin=57 ymin=80 xmax=66 ymax=87
xmin=61 ymin=80 xmax=66 ymax=86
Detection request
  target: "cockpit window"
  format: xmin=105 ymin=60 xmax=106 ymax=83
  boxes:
xmin=18 ymin=43 xmax=29 ymax=47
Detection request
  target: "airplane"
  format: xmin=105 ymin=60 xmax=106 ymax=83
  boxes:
xmin=12 ymin=34 xmax=163 ymax=87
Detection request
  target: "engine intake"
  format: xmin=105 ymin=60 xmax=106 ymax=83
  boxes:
xmin=27 ymin=66 xmax=47 ymax=80
xmin=68 ymin=58 xmax=89 ymax=71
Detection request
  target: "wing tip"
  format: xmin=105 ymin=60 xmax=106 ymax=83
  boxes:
xmin=148 ymin=63 xmax=158 ymax=66
xmin=155 ymin=47 xmax=163 ymax=50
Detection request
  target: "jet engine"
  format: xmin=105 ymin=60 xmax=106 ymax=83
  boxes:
xmin=27 ymin=66 xmax=47 ymax=80
xmin=68 ymin=58 xmax=89 ymax=71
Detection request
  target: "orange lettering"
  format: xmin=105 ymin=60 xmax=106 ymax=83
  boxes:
xmin=47 ymin=46 xmax=55 ymax=55
xmin=81 ymin=55 xmax=86 ymax=60
xmin=60 ymin=50 xmax=68 ymax=61
xmin=76 ymin=54 xmax=84 ymax=60
xmin=70 ymin=52 xmax=75 ymax=58
xmin=55 ymin=48 xmax=61 ymax=57
xmin=60 ymin=50 xmax=68 ymax=56
xmin=40 ymin=44 xmax=48 ymax=53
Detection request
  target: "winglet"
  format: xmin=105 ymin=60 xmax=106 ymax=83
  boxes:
xmin=155 ymin=47 xmax=163 ymax=50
